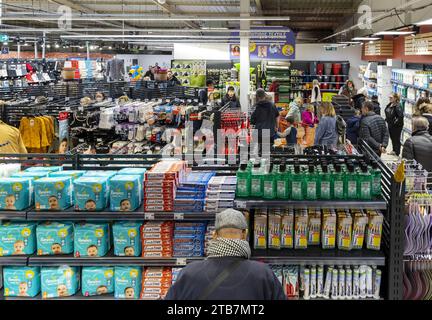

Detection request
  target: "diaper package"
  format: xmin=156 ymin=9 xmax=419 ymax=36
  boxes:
xmin=113 ymin=221 xmax=142 ymax=257
xmin=41 ymin=266 xmax=80 ymax=299
xmin=82 ymin=267 xmax=114 ymax=296
xmin=3 ymin=266 xmax=41 ymax=297
xmin=117 ymin=168 xmax=146 ymax=201
xmin=0 ymin=163 xmax=21 ymax=177
xmin=114 ymin=266 xmax=142 ymax=299
xmin=0 ymin=222 xmax=37 ymax=256
xmin=36 ymin=222 xmax=74 ymax=255
xmin=74 ymin=222 xmax=110 ymax=257
xmin=25 ymin=166 xmax=63 ymax=173
xmin=0 ymin=177 xmax=33 ymax=210
xmin=49 ymin=170 xmax=87 ymax=180
xmin=109 ymin=175 xmax=142 ymax=212
xmin=34 ymin=177 xmax=73 ymax=211
xmin=83 ymin=171 xmax=118 ymax=179
xmin=11 ymin=171 xmax=50 ymax=180
xmin=73 ymin=176 xmax=110 ymax=211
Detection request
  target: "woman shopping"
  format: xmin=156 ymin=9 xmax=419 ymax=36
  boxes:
xmin=385 ymin=93 xmax=404 ymax=156
xmin=314 ymin=102 xmax=338 ymax=148
xmin=221 ymin=86 xmax=241 ymax=109
xmin=301 ymin=104 xmax=318 ymax=147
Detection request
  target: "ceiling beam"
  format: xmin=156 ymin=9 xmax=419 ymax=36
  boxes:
xmin=151 ymin=0 xmax=200 ymax=29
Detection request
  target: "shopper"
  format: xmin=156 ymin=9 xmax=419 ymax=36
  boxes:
xmin=352 ymin=87 xmax=367 ymax=110
xmin=385 ymin=93 xmax=404 ymax=156
xmin=371 ymin=95 xmax=381 ymax=115
xmin=402 ymin=116 xmax=432 ymax=173
xmin=314 ymin=102 xmax=338 ymax=147
xmin=286 ymin=97 xmax=303 ymax=125
xmin=359 ymin=101 xmax=389 ymax=156
xmin=167 ymin=70 xmax=181 ymax=86
xmin=268 ymin=77 xmax=279 ymax=103
xmin=311 ymin=79 xmax=322 ymax=105
xmin=221 ymin=86 xmax=241 ymax=109
xmin=339 ymin=80 xmax=356 ymax=104
xmin=277 ymin=116 xmax=297 ymax=145
xmin=144 ymin=66 xmax=155 ymax=80
xmin=346 ymin=109 xmax=362 ymax=145
xmin=301 ymin=104 xmax=318 ymax=147
xmin=418 ymin=103 xmax=432 ymax=136
xmin=414 ymin=97 xmax=431 ymax=116
xmin=198 ymin=80 xmax=215 ymax=105
xmin=165 ymin=209 xmax=286 ymax=300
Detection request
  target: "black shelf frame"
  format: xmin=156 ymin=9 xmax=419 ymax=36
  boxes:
xmin=0 ymin=256 xmax=28 ymax=266
xmin=234 ymin=199 xmax=387 ymax=210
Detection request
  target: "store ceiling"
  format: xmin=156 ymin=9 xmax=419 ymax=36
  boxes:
xmin=1 ymin=0 xmax=364 ymax=43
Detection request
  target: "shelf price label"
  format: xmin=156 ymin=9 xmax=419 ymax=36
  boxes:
xmin=235 ymin=201 xmax=247 ymax=209
xmin=144 ymin=213 xmax=155 ymax=220
xmin=174 ymin=213 xmax=184 ymax=220
xmin=176 ymin=258 xmax=187 ymax=266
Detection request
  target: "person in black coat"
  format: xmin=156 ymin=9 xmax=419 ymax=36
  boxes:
xmin=221 ymin=86 xmax=241 ymax=109
xmin=371 ymin=95 xmax=381 ymax=115
xmin=167 ymin=70 xmax=181 ymax=86
xmin=385 ymin=93 xmax=404 ymax=156
xmin=418 ymin=102 xmax=432 ymax=136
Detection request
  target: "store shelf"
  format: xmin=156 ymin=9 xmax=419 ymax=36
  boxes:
xmin=391 ymin=80 xmax=432 ymax=93
xmin=402 ymin=97 xmax=417 ymax=105
xmin=1 ymin=292 xmax=117 ymax=300
xmin=251 ymin=248 xmax=385 ymax=266
xmin=0 ymin=211 xmax=27 ymax=220
xmin=0 ymin=256 xmax=28 ymax=266
xmin=234 ymin=199 xmax=387 ymax=210
xmin=290 ymin=74 xmax=349 ymax=77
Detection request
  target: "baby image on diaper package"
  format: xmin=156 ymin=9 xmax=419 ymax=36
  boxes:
xmin=0 ymin=222 xmax=37 ymax=256
xmin=3 ymin=266 xmax=40 ymax=297
xmin=114 ymin=266 xmax=142 ymax=299
xmin=0 ymin=177 xmax=33 ymax=211
xmin=109 ymin=175 xmax=142 ymax=212
xmin=73 ymin=176 xmax=109 ymax=211
xmin=41 ymin=266 xmax=79 ymax=299
xmin=82 ymin=267 xmax=114 ymax=296
xmin=34 ymin=177 xmax=73 ymax=211
xmin=25 ymin=166 xmax=63 ymax=173
xmin=36 ymin=222 xmax=74 ymax=255
xmin=74 ymin=222 xmax=110 ymax=257
xmin=49 ymin=170 xmax=87 ymax=181
xmin=113 ymin=221 xmax=142 ymax=257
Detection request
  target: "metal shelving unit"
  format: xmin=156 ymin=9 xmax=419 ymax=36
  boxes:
xmin=0 ymin=256 xmax=28 ymax=266
xmin=234 ymin=199 xmax=387 ymax=210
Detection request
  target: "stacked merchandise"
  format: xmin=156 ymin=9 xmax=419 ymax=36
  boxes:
xmin=174 ymin=172 xmax=215 ymax=213
xmin=140 ymin=221 xmax=174 ymax=258
xmin=265 ymin=61 xmax=291 ymax=103
xmin=64 ymin=60 xmax=105 ymax=80
xmin=140 ymin=267 xmax=172 ymax=300
xmin=173 ymin=222 xmax=207 ymax=257
xmin=272 ymin=264 xmax=381 ymax=300
xmin=204 ymin=222 xmax=215 ymax=256
xmin=171 ymin=268 xmax=182 ymax=285
xmin=144 ymin=160 xmax=187 ymax=212
xmin=205 ymin=176 xmax=237 ymax=213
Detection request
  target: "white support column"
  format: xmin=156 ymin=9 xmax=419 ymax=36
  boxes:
xmin=34 ymin=41 xmax=38 ymax=59
xmin=42 ymin=32 xmax=46 ymax=59
xmin=17 ymin=43 xmax=21 ymax=59
xmin=86 ymin=41 xmax=90 ymax=59
xmin=239 ymin=0 xmax=250 ymax=113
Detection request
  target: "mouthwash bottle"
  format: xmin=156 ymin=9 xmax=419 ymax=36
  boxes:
xmin=319 ymin=164 xmax=332 ymax=200
xmin=276 ymin=161 xmax=290 ymax=199
xmin=306 ymin=164 xmax=318 ymax=200
xmin=236 ymin=162 xmax=250 ymax=198
xmin=358 ymin=164 xmax=372 ymax=200
xmin=370 ymin=161 xmax=382 ymax=198
xmin=263 ymin=164 xmax=276 ymax=199
xmin=250 ymin=162 xmax=264 ymax=198
xmin=291 ymin=165 xmax=304 ymax=200
xmin=345 ymin=164 xmax=358 ymax=200
xmin=333 ymin=164 xmax=345 ymax=200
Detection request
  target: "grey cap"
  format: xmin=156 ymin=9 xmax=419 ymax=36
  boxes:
xmin=215 ymin=209 xmax=248 ymax=231
xmin=256 ymin=88 xmax=267 ymax=100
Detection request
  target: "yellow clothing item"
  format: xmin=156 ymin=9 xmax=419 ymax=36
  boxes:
xmin=37 ymin=117 xmax=50 ymax=149
xmin=20 ymin=117 xmax=42 ymax=149
xmin=0 ymin=121 xmax=28 ymax=154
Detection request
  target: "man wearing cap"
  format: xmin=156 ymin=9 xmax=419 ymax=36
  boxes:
xmin=165 ymin=209 xmax=286 ymax=300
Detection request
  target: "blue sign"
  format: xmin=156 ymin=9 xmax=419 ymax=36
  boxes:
xmin=1 ymin=47 xmax=9 ymax=55
xmin=230 ymin=27 xmax=296 ymax=60
xmin=0 ymin=35 xmax=9 ymax=42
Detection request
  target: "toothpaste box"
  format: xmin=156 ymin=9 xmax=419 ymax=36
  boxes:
xmin=113 ymin=221 xmax=142 ymax=257
xmin=73 ymin=176 xmax=110 ymax=211
xmin=114 ymin=266 xmax=142 ymax=299
xmin=81 ymin=267 xmax=114 ymax=296
xmin=0 ymin=222 xmax=37 ymax=256
xmin=34 ymin=177 xmax=73 ymax=211
xmin=0 ymin=177 xmax=34 ymax=210
xmin=3 ymin=266 xmax=41 ymax=297
xmin=41 ymin=266 xmax=79 ymax=299
xmin=74 ymin=222 xmax=110 ymax=257
xmin=36 ymin=221 xmax=74 ymax=255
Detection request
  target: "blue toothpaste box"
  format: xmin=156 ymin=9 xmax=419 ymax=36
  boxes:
xmin=49 ymin=170 xmax=87 ymax=181
xmin=11 ymin=171 xmax=50 ymax=180
xmin=3 ymin=266 xmax=41 ymax=297
xmin=114 ymin=266 xmax=142 ymax=299
xmin=73 ymin=176 xmax=110 ymax=211
xmin=25 ymin=166 xmax=63 ymax=173
xmin=74 ymin=222 xmax=110 ymax=257
xmin=113 ymin=221 xmax=142 ymax=257
xmin=34 ymin=177 xmax=73 ymax=211
xmin=109 ymin=175 xmax=142 ymax=212
xmin=81 ymin=267 xmax=114 ymax=296
xmin=41 ymin=266 xmax=80 ymax=299
xmin=0 ymin=222 xmax=37 ymax=256
xmin=0 ymin=177 xmax=34 ymax=210
xmin=83 ymin=171 xmax=118 ymax=179
xmin=36 ymin=222 xmax=74 ymax=255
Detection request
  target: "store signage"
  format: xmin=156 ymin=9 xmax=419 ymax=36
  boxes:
xmin=1 ymin=46 xmax=9 ymax=54
xmin=324 ymin=46 xmax=338 ymax=52
xmin=0 ymin=34 xmax=9 ymax=42
xmin=230 ymin=27 xmax=296 ymax=60
xmin=364 ymin=40 xmax=393 ymax=56
xmin=405 ymin=32 xmax=432 ymax=55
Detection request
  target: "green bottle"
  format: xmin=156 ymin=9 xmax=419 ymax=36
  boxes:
xmin=345 ymin=164 xmax=358 ymax=200
xmin=263 ymin=164 xmax=276 ymax=199
xmin=358 ymin=164 xmax=372 ymax=200
xmin=291 ymin=165 xmax=304 ymax=200
xmin=333 ymin=164 xmax=345 ymax=200
xmin=250 ymin=162 xmax=264 ymax=198
xmin=236 ymin=162 xmax=250 ymax=197
xmin=306 ymin=164 xmax=318 ymax=200
xmin=320 ymin=164 xmax=332 ymax=200
xmin=370 ymin=161 xmax=382 ymax=198
xmin=276 ymin=161 xmax=290 ymax=199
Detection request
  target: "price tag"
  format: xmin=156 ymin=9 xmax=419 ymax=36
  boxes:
xmin=235 ymin=201 xmax=247 ymax=209
xmin=176 ymin=258 xmax=187 ymax=266
xmin=48 ymin=97 xmax=54 ymax=101
xmin=194 ymin=99 xmax=198 ymax=103
xmin=65 ymin=97 xmax=70 ymax=102
xmin=145 ymin=213 xmax=155 ymax=220
xmin=174 ymin=213 xmax=184 ymax=220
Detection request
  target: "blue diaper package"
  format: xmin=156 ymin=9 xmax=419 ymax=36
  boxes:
xmin=83 ymin=171 xmax=118 ymax=179
xmin=0 ymin=177 xmax=33 ymax=210
xmin=81 ymin=267 xmax=114 ymax=296
xmin=74 ymin=222 xmax=110 ymax=257
xmin=25 ymin=166 xmax=63 ymax=173
xmin=3 ymin=266 xmax=41 ymax=297
xmin=41 ymin=266 xmax=80 ymax=299
xmin=113 ymin=221 xmax=142 ymax=257
xmin=0 ymin=222 xmax=37 ymax=256
xmin=49 ymin=170 xmax=87 ymax=180
xmin=114 ymin=266 xmax=142 ymax=299
xmin=73 ymin=176 xmax=109 ymax=211
xmin=117 ymin=168 xmax=146 ymax=181
xmin=109 ymin=175 xmax=142 ymax=212
xmin=34 ymin=177 xmax=73 ymax=211
xmin=11 ymin=171 xmax=50 ymax=180
xmin=36 ymin=222 xmax=74 ymax=255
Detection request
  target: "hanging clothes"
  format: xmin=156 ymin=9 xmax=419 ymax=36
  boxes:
xmin=19 ymin=116 xmax=55 ymax=153
xmin=0 ymin=120 xmax=28 ymax=154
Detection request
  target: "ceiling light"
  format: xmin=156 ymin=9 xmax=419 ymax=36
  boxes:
xmin=352 ymin=37 xmax=381 ymax=41
xmin=369 ymin=40 xmax=375 ymax=44
xmin=108 ymin=46 xmax=112 ymax=49
xmin=339 ymin=41 xmax=362 ymax=45
xmin=55 ymin=43 xmax=59 ymax=48
xmin=2 ymin=42 xmax=7 ymax=46
xmin=46 ymin=44 xmax=51 ymax=48
xmin=416 ymin=18 xmax=432 ymax=25
xmin=374 ymin=31 xmax=415 ymax=35
xmin=157 ymin=0 xmax=166 ymax=3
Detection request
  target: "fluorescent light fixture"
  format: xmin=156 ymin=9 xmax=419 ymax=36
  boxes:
xmin=339 ymin=41 xmax=362 ymax=45
xmin=374 ymin=31 xmax=415 ymax=35
xmin=417 ymin=18 xmax=432 ymax=25
xmin=2 ymin=42 xmax=7 ymax=45
xmin=108 ymin=46 xmax=112 ymax=49
xmin=46 ymin=44 xmax=51 ymax=48
xmin=61 ymin=34 xmax=281 ymax=40
xmin=352 ymin=37 xmax=381 ymax=41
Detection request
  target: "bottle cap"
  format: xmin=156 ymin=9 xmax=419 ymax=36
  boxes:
xmin=309 ymin=165 xmax=315 ymax=173
xmin=294 ymin=166 xmax=300 ymax=174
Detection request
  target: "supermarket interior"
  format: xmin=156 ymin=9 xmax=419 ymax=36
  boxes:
xmin=0 ymin=0 xmax=430 ymax=304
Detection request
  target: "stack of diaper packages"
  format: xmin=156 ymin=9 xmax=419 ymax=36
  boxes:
xmin=0 ymin=222 xmax=37 ymax=256
xmin=140 ymin=267 xmax=173 ymax=300
xmin=73 ymin=176 xmax=110 ymax=211
xmin=140 ymin=221 xmax=173 ymax=258
xmin=113 ymin=221 xmax=142 ymax=257
xmin=114 ymin=266 xmax=141 ymax=299
xmin=83 ymin=171 xmax=118 ymax=179
xmin=74 ymin=222 xmax=110 ymax=257
xmin=116 ymin=168 xmax=147 ymax=201
xmin=205 ymin=176 xmax=237 ymax=213
xmin=82 ymin=267 xmax=114 ymax=297
xmin=3 ymin=266 xmax=41 ymax=297
xmin=143 ymin=160 xmax=187 ymax=212
xmin=34 ymin=176 xmax=73 ymax=211
xmin=36 ymin=221 xmax=74 ymax=255
xmin=173 ymin=222 xmax=207 ymax=257
xmin=11 ymin=171 xmax=50 ymax=181
xmin=25 ymin=166 xmax=63 ymax=173
xmin=109 ymin=175 xmax=142 ymax=212
xmin=174 ymin=171 xmax=215 ymax=213
xmin=49 ymin=170 xmax=86 ymax=181
xmin=0 ymin=177 xmax=34 ymax=211
xmin=41 ymin=266 xmax=80 ymax=299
